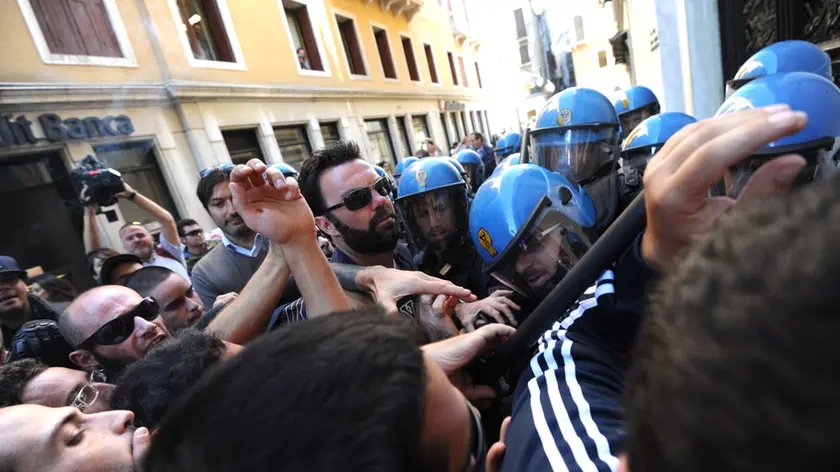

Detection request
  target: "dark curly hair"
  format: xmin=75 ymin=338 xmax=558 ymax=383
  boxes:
xmin=298 ymin=140 xmax=365 ymax=217
xmin=0 ymin=359 xmax=47 ymax=407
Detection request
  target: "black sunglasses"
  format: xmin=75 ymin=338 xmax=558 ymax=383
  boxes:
xmin=325 ymin=177 xmax=391 ymax=213
xmin=199 ymin=163 xmax=235 ymax=179
xmin=184 ymin=229 xmax=203 ymax=237
xmin=78 ymin=297 xmax=160 ymax=350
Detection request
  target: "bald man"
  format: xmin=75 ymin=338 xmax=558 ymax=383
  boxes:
xmin=59 ymin=286 xmax=169 ymax=380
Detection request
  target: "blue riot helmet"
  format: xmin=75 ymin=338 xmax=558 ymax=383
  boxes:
xmin=715 ymin=72 xmax=840 ymax=197
xmin=494 ymin=134 xmax=508 ymax=157
xmin=492 ymin=153 xmax=521 ymax=177
xmin=469 ymin=164 xmax=597 ymax=300
xmin=613 ymin=86 xmax=661 ymax=140
xmin=394 ymin=156 xmax=419 ymax=180
xmin=726 ymin=40 xmax=833 ymax=98
xmin=455 ymin=149 xmax=485 ymax=192
xmin=621 ymin=112 xmax=698 ymax=188
xmin=503 ymin=132 xmax=522 ymax=158
xmin=396 ymin=158 xmax=469 ymax=254
xmin=531 ymin=87 xmax=621 ymax=234
xmin=373 ymin=165 xmax=397 ymax=198
xmin=267 ymin=162 xmax=299 ymax=179
xmin=446 ymin=157 xmax=470 ymax=192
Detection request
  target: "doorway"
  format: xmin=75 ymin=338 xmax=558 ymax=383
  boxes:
xmin=0 ymin=151 xmax=92 ymax=290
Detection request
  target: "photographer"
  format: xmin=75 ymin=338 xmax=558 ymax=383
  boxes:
xmin=83 ymin=182 xmax=190 ymax=283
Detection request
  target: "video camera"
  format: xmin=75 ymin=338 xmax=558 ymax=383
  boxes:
xmin=71 ymin=154 xmax=125 ymax=207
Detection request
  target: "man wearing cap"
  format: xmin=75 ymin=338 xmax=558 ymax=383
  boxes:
xmin=0 ymin=256 xmax=60 ymax=350
xmin=84 ymin=183 xmax=190 ymax=282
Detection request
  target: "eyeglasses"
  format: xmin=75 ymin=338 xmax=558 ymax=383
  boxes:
xmin=199 ymin=163 xmax=235 ymax=179
xmin=324 ymin=177 xmax=391 ymax=213
xmin=77 ymin=297 xmax=160 ymax=350
xmin=184 ymin=229 xmax=203 ymax=238
xmin=70 ymin=370 xmax=107 ymax=411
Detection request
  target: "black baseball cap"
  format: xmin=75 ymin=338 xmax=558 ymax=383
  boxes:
xmin=0 ymin=256 xmax=27 ymax=280
xmin=99 ymin=254 xmax=143 ymax=285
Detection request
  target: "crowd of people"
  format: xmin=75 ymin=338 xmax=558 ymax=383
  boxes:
xmin=0 ymin=39 xmax=839 ymax=471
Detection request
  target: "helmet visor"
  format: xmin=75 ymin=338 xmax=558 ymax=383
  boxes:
xmin=531 ymin=127 xmax=620 ymax=183
xmin=461 ymin=163 xmax=483 ymax=189
xmin=619 ymin=104 xmax=659 ymax=140
xmin=622 ymin=146 xmax=659 ymax=177
xmin=397 ymin=187 xmax=467 ymax=253
xmin=490 ymin=208 xmax=592 ymax=300
xmin=720 ymin=138 xmax=838 ymax=198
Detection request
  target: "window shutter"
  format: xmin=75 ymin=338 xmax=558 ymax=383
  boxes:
xmin=67 ymin=0 xmax=122 ymax=57
xmin=30 ymin=0 xmax=86 ymax=55
xmin=296 ymin=8 xmax=323 ymax=71
xmin=200 ymin=0 xmax=235 ymax=62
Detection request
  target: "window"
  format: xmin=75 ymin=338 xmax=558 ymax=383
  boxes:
xmin=412 ymin=116 xmax=430 ymax=141
xmin=423 ymin=44 xmax=439 ymax=84
xmin=283 ymin=0 xmax=324 ymax=72
xmin=574 ymin=15 xmax=585 ymax=42
xmin=320 ymin=122 xmax=341 ymax=147
xmin=598 ymin=50 xmax=608 ymax=68
xmin=365 ymin=119 xmax=396 ymax=166
xmin=373 ymin=26 xmax=397 ymax=79
xmin=222 ymin=129 xmax=264 ymax=165
xmin=18 ymin=0 xmax=137 ymax=66
xmin=396 ymin=118 xmax=412 ymax=156
xmin=175 ymin=0 xmax=234 ymax=62
xmin=519 ymin=43 xmax=530 ymax=65
xmin=401 ymin=36 xmax=420 ymax=82
xmin=335 ymin=14 xmax=366 ymax=76
xmin=513 ymin=8 xmax=527 ymax=39
xmin=458 ymin=56 xmax=469 ymax=87
xmin=474 ymin=62 xmax=483 ymax=88
xmin=94 ymin=141 xmax=180 ymax=224
xmin=274 ymin=125 xmax=312 ymax=169
xmin=447 ymin=52 xmax=459 ymax=86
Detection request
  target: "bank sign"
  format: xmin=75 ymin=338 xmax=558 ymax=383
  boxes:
xmin=0 ymin=113 xmax=135 ymax=147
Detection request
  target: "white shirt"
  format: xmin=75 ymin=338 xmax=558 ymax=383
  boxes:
xmin=221 ymin=233 xmax=264 ymax=258
xmin=145 ymin=233 xmax=191 ymax=282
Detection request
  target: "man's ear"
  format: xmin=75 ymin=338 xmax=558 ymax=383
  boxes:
xmin=315 ymin=215 xmax=340 ymax=239
xmin=69 ymin=350 xmax=100 ymax=372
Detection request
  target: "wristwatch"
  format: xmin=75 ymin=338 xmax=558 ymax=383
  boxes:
xmin=127 ymin=191 xmax=138 ymax=201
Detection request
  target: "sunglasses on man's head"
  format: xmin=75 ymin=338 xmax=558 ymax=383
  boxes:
xmin=199 ymin=163 xmax=235 ymax=179
xmin=325 ymin=177 xmax=391 ymax=213
xmin=77 ymin=297 xmax=160 ymax=350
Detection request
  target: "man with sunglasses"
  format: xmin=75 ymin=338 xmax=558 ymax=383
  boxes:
xmin=59 ymin=286 xmax=169 ymax=380
xmin=0 ymin=256 xmax=60 ymax=350
xmin=177 ymin=218 xmax=219 ymax=274
xmin=84 ymin=182 xmax=190 ymax=283
xmin=0 ymin=358 xmax=114 ymax=413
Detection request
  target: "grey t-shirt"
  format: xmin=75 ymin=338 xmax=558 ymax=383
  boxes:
xmin=191 ymin=239 xmax=268 ymax=308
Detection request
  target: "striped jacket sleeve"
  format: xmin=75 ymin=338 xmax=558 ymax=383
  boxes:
xmin=500 ymin=236 xmax=654 ymax=472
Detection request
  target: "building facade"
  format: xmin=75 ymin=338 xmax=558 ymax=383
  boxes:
xmin=0 ymin=0 xmax=498 ymax=285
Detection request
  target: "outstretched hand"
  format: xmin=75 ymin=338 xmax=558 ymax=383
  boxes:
xmin=642 ymin=106 xmax=808 ymax=270
xmin=228 ymin=159 xmax=317 ymax=246
xmin=358 ymin=265 xmax=477 ymax=314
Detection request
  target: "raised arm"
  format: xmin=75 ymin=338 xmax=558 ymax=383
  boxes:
xmin=83 ymin=205 xmax=104 ymax=253
xmin=117 ymin=183 xmax=180 ymax=249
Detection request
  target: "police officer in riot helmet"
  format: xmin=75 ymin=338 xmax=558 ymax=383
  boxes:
xmin=613 ymin=86 xmax=661 ymax=141
xmin=455 ymin=149 xmax=485 ymax=195
xmin=530 ymin=87 xmax=622 ymax=235
xmin=396 ymin=158 xmax=489 ymax=297
xmin=714 ymin=71 xmax=840 ymax=197
xmin=618 ymin=112 xmax=697 ymax=211
xmin=469 ymin=164 xmax=596 ymax=304
xmin=725 ymin=40 xmax=833 ymax=99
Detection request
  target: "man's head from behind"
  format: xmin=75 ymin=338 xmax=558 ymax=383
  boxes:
xmin=111 ymin=329 xmax=239 ymax=429
xmin=0 ymin=359 xmax=113 ymax=414
xmin=118 ymin=224 xmax=155 ymax=261
xmin=124 ymin=267 xmax=204 ymax=333
xmin=626 ymin=177 xmax=840 ymax=472
xmin=299 ymin=140 xmax=400 ymax=256
xmin=197 ymin=167 xmax=252 ymax=240
xmin=145 ymin=309 xmax=476 ymax=472
xmin=59 ymin=286 xmax=169 ymax=378
xmin=99 ymin=254 xmax=143 ymax=286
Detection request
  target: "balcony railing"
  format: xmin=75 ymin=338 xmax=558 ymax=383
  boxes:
xmin=363 ymin=0 xmax=424 ymax=20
